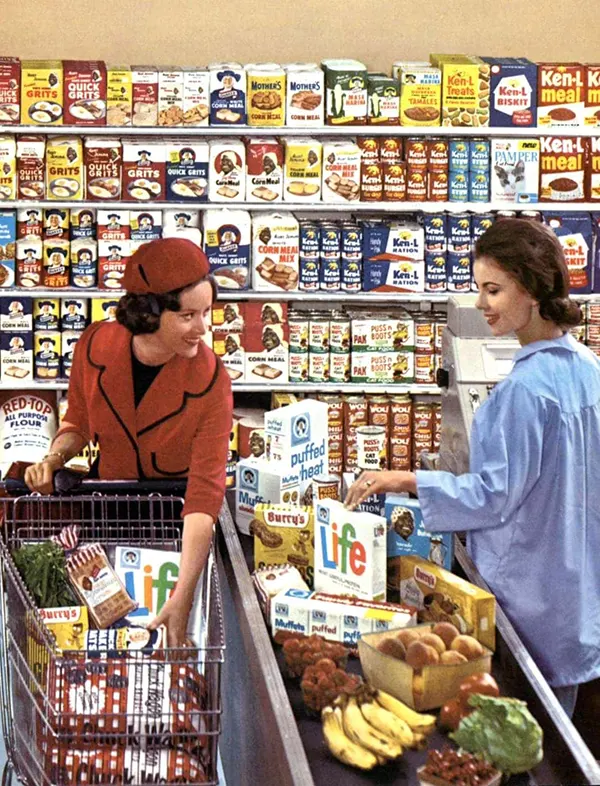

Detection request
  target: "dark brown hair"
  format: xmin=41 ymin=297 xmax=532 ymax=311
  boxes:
xmin=475 ymin=218 xmax=581 ymax=327
xmin=116 ymin=275 xmax=218 ymax=335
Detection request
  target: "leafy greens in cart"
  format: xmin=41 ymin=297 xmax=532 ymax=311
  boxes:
xmin=12 ymin=541 xmax=78 ymax=609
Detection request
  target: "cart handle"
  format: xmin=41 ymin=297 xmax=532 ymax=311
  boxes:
xmin=1 ymin=472 xmax=188 ymax=496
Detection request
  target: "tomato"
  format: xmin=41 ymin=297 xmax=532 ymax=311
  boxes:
xmin=457 ymin=673 xmax=500 ymax=707
xmin=439 ymin=697 xmax=470 ymax=731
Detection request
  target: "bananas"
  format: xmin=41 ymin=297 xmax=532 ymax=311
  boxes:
xmin=374 ymin=689 xmax=437 ymax=734
xmin=321 ymin=705 xmax=379 ymax=771
xmin=321 ymin=686 xmax=438 ymax=771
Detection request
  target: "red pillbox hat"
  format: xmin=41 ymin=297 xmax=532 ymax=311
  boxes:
xmin=123 ymin=238 xmax=210 ymax=295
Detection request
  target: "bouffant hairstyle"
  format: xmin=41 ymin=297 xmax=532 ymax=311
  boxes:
xmin=475 ymin=218 xmax=581 ymax=328
xmin=116 ymin=275 xmax=218 ymax=335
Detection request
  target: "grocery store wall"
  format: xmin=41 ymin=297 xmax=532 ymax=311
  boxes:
xmin=3 ymin=0 xmax=600 ymax=67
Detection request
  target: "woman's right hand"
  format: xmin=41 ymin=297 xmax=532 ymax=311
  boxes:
xmin=24 ymin=456 xmax=64 ymax=494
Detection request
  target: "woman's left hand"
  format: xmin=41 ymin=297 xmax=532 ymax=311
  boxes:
xmin=344 ymin=470 xmax=418 ymax=510
xmin=147 ymin=594 xmax=192 ymax=650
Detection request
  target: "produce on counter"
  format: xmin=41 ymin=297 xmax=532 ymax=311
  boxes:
xmin=439 ymin=673 xmax=500 ymax=731
xmin=300 ymin=658 xmax=362 ymax=713
xmin=378 ymin=624 xmax=484 ymax=665
xmin=283 ymin=633 xmax=348 ymax=678
xmin=450 ymin=694 xmax=543 ymax=775
xmin=12 ymin=540 xmax=77 ymax=609
xmin=417 ymin=747 xmax=501 ymax=786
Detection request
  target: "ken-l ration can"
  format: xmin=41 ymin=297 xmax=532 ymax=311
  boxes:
xmin=356 ymin=424 xmax=387 ymax=471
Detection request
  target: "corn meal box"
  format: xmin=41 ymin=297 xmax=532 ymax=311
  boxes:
xmin=61 ymin=331 xmax=81 ymax=378
xmin=60 ymin=296 xmax=88 ymax=331
xmin=0 ymin=135 xmax=16 ymax=200
xmin=385 ymin=495 xmax=453 ymax=571
xmin=16 ymin=135 xmax=45 ymax=200
xmin=45 ymin=136 xmax=84 ymax=201
xmin=0 ymin=210 xmax=16 ymax=288
xmin=265 ymin=399 xmax=329 ymax=503
xmin=0 ymin=331 xmax=33 ymax=383
xmin=236 ymin=457 xmax=301 ymax=535
xmin=63 ymin=60 xmax=107 ymax=126
xmin=203 ymin=208 xmax=251 ymax=290
xmin=34 ymin=330 xmax=60 ymax=379
xmin=252 ymin=211 xmax=299 ymax=292
xmin=314 ymin=498 xmax=387 ymax=601
xmin=0 ymin=295 xmax=32 ymax=332
xmin=84 ymin=136 xmax=122 ymax=201
xmin=543 ymin=211 xmax=593 ymax=294
xmin=490 ymin=138 xmax=540 ymax=203
xmin=91 ymin=298 xmax=119 ymax=322
xmin=322 ymin=139 xmax=361 ymax=202
xmin=244 ymin=301 xmax=289 ymax=383
xmin=285 ymin=64 xmax=324 ymax=127
xmin=106 ymin=65 xmax=132 ymax=126
xmin=131 ymin=66 xmax=158 ymax=126
xmin=271 ymin=588 xmax=416 ymax=644
xmin=122 ymin=137 xmax=166 ymax=202
xmin=252 ymin=503 xmax=314 ymax=586
xmin=182 ymin=67 xmax=210 ymax=126
xmin=430 ymin=54 xmax=490 ymax=128
xmin=21 ymin=60 xmax=63 ymax=126
xmin=158 ymin=66 xmax=184 ymax=126
xmin=209 ymin=138 xmax=246 ymax=202
xmin=399 ymin=66 xmax=442 ymax=127
xmin=322 ymin=59 xmax=368 ymax=125
xmin=367 ymin=74 xmax=400 ymax=125
xmin=246 ymin=137 xmax=284 ymax=203
xmin=209 ymin=62 xmax=246 ymax=125
xmin=537 ymin=63 xmax=586 ymax=128
xmin=212 ymin=324 xmax=245 ymax=382
xmin=585 ymin=66 xmax=600 ymax=127
xmin=246 ymin=63 xmax=286 ymax=126
xmin=361 ymin=220 xmax=425 ymax=293
xmin=166 ymin=138 xmax=209 ymax=202
xmin=33 ymin=297 xmax=59 ymax=330
xmin=0 ymin=57 xmax=20 ymax=124
xmin=284 ymin=137 xmax=322 ymax=201
xmin=388 ymin=554 xmax=496 ymax=650
xmin=482 ymin=57 xmax=537 ymax=127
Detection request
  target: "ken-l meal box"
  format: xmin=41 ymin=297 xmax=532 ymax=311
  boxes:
xmin=385 ymin=495 xmax=453 ymax=571
xmin=235 ymin=457 xmax=301 ymax=535
xmin=265 ymin=398 xmax=328 ymax=502
xmin=314 ymin=498 xmax=387 ymax=601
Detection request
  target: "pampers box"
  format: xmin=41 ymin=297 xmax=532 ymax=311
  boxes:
xmin=314 ymin=498 xmax=387 ymax=601
xmin=385 ymin=495 xmax=453 ymax=571
xmin=235 ymin=457 xmax=301 ymax=535
xmin=265 ymin=398 xmax=328 ymax=502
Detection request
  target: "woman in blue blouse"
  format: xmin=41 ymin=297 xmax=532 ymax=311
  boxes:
xmin=346 ymin=218 xmax=600 ymax=717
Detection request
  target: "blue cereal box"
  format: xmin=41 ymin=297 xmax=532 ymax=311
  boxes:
xmin=482 ymin=57 xmax=538 ymax=128
xmin=385 ymin=495 xmax=453 ymax=570
xmin=0 ymin=210 xmax=16 ymax=288
xmin=209 ymin=63 xmax=246 ymax=125
xmin=165 ymin=138 xmax=209 ymax=202
xmin=362 ymin=221 xmax=425 ymax=293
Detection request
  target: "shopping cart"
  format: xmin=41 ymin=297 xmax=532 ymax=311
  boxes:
xmin=0 ymin=481 xmax=225 ymax=786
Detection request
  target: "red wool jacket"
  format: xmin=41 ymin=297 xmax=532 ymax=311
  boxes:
xmin=63 ymin=321 xmax=233 ymax=520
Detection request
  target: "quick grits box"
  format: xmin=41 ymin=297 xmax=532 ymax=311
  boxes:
xmin=314 ymin=498 xmax=387 ymax=601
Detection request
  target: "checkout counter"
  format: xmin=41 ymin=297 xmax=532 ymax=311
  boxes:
xmin=216 ymin=296 xmax=600 ymax=786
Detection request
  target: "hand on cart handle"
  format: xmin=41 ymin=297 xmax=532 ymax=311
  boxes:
xmin=23 ymin=455 xmax=65 ymax=495
xmin=344 ymin=470 xmax=418 ymax=510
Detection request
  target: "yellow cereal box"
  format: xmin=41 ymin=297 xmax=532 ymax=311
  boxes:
xmin=247 ymin=64 xmax=286 ymax=126
xmin=106 ymin=65 xmax=132 ymax=126
xmin=430 ymin=54 xmax=490 ymax=127
xmin=252 ymin=503 xmax=314 ymax=587
xmin=91 ymin=297 xmax=120 ymax=322
xmin=21 ymin=60 xmax=63 ymax=126
xmin=45 ymin=136 xmax=84 ymax=200
xmin=27 ymin=606 xmax=89 ymax=689
xmin=284 ymin=137 xmax=322 ymax=201
xmin=388 ymin=554 xmax=496 ymax=650
xmin=0 ymin=135 xmax=16 ymax=200
xmin=400 ymin=67 xmax=442 ymax=126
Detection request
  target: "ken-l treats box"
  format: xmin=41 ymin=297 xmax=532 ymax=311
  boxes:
xmin=385 ymin=495 xmax=453 ymax=571
xmin=388 ymin=554 xmax=496 ymax=650
xmin=235 ymin=457 xmax=301 ymax=535
xmin=252 ymin=503 xmax=314 ymax=587
xmin=314 ymin=498 xmax=387 ymax=601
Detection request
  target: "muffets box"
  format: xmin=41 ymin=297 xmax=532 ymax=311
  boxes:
xmin=314 ymin=498 xmax=387 ymax=601
xmin=388 ymin=554 xmax=496 ymax=650
xmin=235 ymin=457 xmax=301 ymax=535
xmin=244 ymin=301 xmax=289 ymax=383
xmin=385 ymin=495 xmax=453 ymax=571
xmin=264 ymin=398 xmax=328 ymax=501
xmin=544 ymin=211 xmax=593 ymax=293
xmin=361 ymin=221 xmax=425 ymax=293
xmin=271 ymin=588 xmax=416 ymax=644
xmin=252 ymin=503 xmax=314 ymax=587
xmin=0 ymin=295 xmax=32 ymax=332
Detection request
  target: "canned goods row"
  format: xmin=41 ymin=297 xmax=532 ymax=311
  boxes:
xmin=299 ymin=218 xmax=363 ymax=292
xmin=358 ymin=136 xmax=490 ymax=173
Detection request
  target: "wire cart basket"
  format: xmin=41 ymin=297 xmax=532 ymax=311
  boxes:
xmin=0 ymin=487 xmax=225 ymax=786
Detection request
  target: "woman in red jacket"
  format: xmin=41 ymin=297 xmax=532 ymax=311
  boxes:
xmin=25 ymin=238 xmax=233 ymax=646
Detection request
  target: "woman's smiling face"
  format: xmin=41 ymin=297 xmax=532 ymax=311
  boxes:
xmin=474 ymin=256 xmax=537 ymax=339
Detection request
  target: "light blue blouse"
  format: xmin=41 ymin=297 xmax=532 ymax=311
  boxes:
xmin=417 ymin=332 xmax=600 ymax=687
